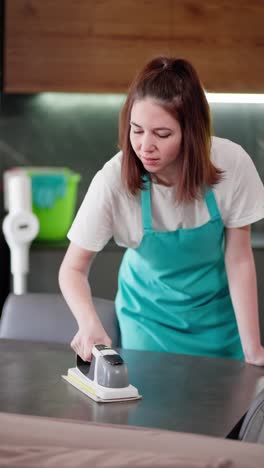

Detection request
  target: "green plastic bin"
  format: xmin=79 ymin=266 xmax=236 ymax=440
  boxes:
xmin=28 ymin=167 xmax=81 ymax=241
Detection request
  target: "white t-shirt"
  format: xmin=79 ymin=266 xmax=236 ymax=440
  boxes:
xmin=68 ymin=137 xmax=264 ymax=251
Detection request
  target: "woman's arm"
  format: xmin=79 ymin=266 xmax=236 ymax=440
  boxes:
xmin=225 ymin=225 xmax=264 ymax=365
xmin=58 ymin=242 xmax=112 ymax=361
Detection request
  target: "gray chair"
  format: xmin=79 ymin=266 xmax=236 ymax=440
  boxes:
xmin=238 ymin=387 xmax=264 ymax=444
xmin=0 ymin=293 xmax=121 ymax=347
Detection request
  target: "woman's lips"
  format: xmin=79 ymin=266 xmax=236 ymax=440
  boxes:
xmin=142 ymin=157 xmax=159 ymax=166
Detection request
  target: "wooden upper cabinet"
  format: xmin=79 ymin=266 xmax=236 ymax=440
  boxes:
xmin=3 ymin=0 xmax=264 ymax=93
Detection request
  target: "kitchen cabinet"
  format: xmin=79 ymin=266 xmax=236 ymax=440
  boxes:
xmin=3 ymin=1 xmax=264 ymax=93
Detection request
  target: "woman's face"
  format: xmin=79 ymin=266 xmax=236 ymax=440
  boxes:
xmin=130 ymin=97 xmax=182 ymax=185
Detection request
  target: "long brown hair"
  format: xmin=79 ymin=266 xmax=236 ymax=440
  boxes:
xmin=119 ymin=56 xmax=223 ymax=202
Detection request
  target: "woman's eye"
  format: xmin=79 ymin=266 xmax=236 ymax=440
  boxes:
xmin=131 ymin=129 xmax=171 ymax=138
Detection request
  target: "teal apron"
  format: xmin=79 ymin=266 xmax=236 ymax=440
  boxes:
xmin=115 ymin=178 xmax=244 ymax=360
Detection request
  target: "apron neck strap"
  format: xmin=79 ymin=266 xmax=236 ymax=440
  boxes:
xmin=204 ymin=189 xmax=221 ymax=221
xmin=141 ymin=180 xmax=221 ymax=231
xmin=141 ymin=176 xmax=152 ymax=231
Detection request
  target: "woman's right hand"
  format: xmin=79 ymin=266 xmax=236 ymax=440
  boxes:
xmin=70 ymin=318 xmax=112 ymax=361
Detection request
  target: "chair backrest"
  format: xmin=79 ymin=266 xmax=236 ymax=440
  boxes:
xmin=0 ymin=293 xmax=121 ymax=347
xmin=238 ymin=387 xmax=264 ymax=444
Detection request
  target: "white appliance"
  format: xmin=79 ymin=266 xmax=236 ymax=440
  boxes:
xmin=2 ymin=170 xmax=39 ymax=294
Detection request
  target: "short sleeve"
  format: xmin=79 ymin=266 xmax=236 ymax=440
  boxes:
xmin=67 ymin=170 xmax=113 ymax=251
xmin=224 ymin=146 xmax=264 ymax=228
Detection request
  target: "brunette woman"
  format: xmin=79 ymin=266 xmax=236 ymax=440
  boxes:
xmin=59 ymin=57 xmax=264 ymax=365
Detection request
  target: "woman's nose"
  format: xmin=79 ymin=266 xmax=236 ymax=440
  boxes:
xmin=140 ymin=133 xmax=155 ymax=152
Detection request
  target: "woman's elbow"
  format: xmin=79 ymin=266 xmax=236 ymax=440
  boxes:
xmin=58 ymin=260 xmax=68 ymax=292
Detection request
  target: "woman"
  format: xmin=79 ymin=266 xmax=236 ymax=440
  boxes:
xmin=59 ymin=56 xmax=264 ymax=365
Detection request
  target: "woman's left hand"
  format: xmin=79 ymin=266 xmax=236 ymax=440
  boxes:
xmin=245 ymin=346 xmax=264 ymax=366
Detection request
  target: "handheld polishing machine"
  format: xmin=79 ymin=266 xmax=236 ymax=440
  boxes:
xmin=64 ymin=344 xmax=141 ymax=402
xmin=2 ymin=170 xmax=39 ymax=294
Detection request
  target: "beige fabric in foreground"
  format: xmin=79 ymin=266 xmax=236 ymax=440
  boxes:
xmin=0 ymin=445 xmax=231 ymax=468
xmin=0 ymin=412 xmax=263 ymax=468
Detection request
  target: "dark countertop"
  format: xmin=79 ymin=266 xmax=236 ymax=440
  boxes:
xmin=1 ymin=339 xmax=264 ymax=437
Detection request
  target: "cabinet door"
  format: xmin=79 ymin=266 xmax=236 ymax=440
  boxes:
xmin=3 ymin=1 xmax=264 ymax=93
